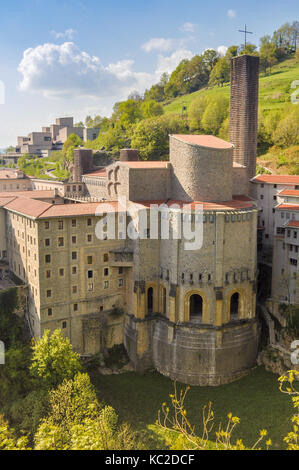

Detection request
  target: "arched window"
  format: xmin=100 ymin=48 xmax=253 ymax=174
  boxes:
xmin=189 ymin=294 xmax=203 ymax=323
xmin=230 ymin=293 xmax=239 ymax=320
xmin=114 ymin=167 xmax=120 ymax=182
xmin=147 ymin=287 xmax=153 ymax=314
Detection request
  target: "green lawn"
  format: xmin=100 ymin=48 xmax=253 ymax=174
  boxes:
xmin=163 ymin=57 xmax=299 ymax=115
xmin=91 ymin=366 xmax=293 ymax=450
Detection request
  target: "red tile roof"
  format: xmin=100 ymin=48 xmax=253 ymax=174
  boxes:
xmin=83 ymin=169 xmax=107 ymax=178
xmin=38 ymin=201 xmax=121 ymax=219
xmin=276 ymin=204 xmax=299 ymax=211
xmin=4 ymin=197 xmax=52 ymax=218
xmin=279 ymin=189 xmax=299 ymax=197
xmin=120 ymin=161 xmax=169 ymax=169
xmin=286 ymin=221 xmax=299 ymax=228
xmin=253 ymin=175 xmax=299 ymax=185
xmin=0 ymin=196 xmax=17 ymax=207
xmin=171 ymin=134 xmax=233 ymax=150
xmin=0 ymin=170 xmax=26 ymax=180
xmin=0 ymin=190 xmax=61 ymax=199
xmin=136 ymin=197 xmax=255 ymax=211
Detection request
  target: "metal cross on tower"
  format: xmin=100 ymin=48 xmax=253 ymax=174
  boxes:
xmin=238 ymin=24 xmax=253 ymax=48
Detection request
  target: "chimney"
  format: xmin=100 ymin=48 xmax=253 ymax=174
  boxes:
xmin=229 ymin=55 xmax=259 ymax=189
xmin=120 ymin=149 xmax=139 ymax=162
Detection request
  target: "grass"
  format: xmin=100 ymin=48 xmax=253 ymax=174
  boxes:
xmin=163 ymin=57 xmax=299 ymax=115
xmin=90 ymin=366 xmax=294 ymax=450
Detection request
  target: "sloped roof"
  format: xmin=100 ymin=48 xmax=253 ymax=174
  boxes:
xmin=252 ymin=175 xmax=299 ymax=185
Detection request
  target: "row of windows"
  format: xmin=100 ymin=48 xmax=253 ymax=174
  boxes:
xmin=44 ymin=218 xmax=93 ymax=230
xmin=44 ymin=253 xmax=109 ymax=264
xmin=44 ymin=234 xmax=96 ymax=247
xmin=281 ymin=212 xmax=297 ymax=220
xmin=45 ymin=278 xmax=124 ymax=298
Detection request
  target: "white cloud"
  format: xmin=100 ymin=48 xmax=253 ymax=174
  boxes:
xmin=141 ymin=38 xmax=175 ymax=53
xmin=180 ymin=22 xmax=196 ymax=33
xmin=51 ymin=28 xmax=76 ymax=40
xmin=227 ymin=9 xmax=236 ymax=19
xmin=217 ymin=45 xmax=228 ymax=57
xmin=156 ymin=49 xmax=193 ymax=76
xmin=18 ymin=42 xmax=154 ymax=100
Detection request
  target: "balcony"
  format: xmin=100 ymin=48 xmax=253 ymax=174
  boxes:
xmin=109 ymin=248 xmax=134 ymax=267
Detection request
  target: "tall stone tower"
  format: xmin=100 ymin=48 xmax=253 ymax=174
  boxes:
xmin=229 ymin=55 xmax=259 ymax=186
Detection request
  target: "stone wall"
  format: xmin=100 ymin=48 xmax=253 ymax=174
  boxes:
xmin=170 ymin=136 xmax=233 ymax=202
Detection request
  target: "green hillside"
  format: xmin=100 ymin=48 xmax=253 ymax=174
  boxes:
xmin=163 ymin=57 xmax=299 ymax=115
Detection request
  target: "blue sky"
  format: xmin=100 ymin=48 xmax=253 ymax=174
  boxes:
xmin=0 ymin=0 xmax=298 ymax=147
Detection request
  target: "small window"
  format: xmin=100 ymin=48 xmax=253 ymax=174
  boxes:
xmin=118 ymin=279 xmax=124 ymax=287
xmin=46 ymin=270 xmax=51 ymax=278
xmin=58 ymin=220 xmax=64 ymax=230
xmin=87 ymin=218 xmax=92 ymax=226
xmin=87 ymin=234 xmax=92 ymax=243
xmin=72 ymin=252 xmax=78 ymax=261
xmin=59 ymin=268 xmax=64 ymax=277
xmin=46 ymin=290 xmax=52 ymax=298
xmin=88 ymin=270 xmax=93 ymax=279
xmin=45 ymin=254 xmax=51 ymax=263
xmin=273 ymin=196 xmax=277 ymax=201
xmin=104 ymin=268 xmax=109 ymax=277
xmin=62 ymin=321 xmax=67 ymax=329
xmin=103 ymin=253 xmax=109 ymax=262
xmin=72 ymin=236 xmax=77 ymax=244
xmin=72 ymin=266 xmax=77 ymax=275
xmin=260 ymin=195 xmax=264 ymax=200
xmin=72 ymin=219 xmax=77 ymax=228
xmin=104 ymin=281 xmax=109 ymax=289
xmin=87 ymin=256 xmax=93 ymax=265
xmin=58 ymin=237 xmax=64 ymax=247
xmin=45 ymin=221 xmax=50 ymax=230
xmin=73 ymin=304 xmax=78 ymax=312
xmin=45 ymin=239 xmax=50 ymax=247
xmin=88 ymin=283 xmax=94 ymax=291
xmin=48 ymin=308 xmax=52 ymax=316
xmin=100 ymin=306 xmax=104 ymax=312
xmin=72 ymin=286 xmax=78 ymax=294
xmin=119 ymin=267 xmax=123 ymax=275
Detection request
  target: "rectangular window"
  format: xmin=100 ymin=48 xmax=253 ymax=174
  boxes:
xmin=72 ymin=236 xmax=77 ymax=244
xmin=45 ymin=239 xmax=50 ymax=247
xmin=103 ymin=253 xmax=109 ymax=262
xmin=59 ymin=268 xmax=64 ymax=277
xmin=45 ymin=254 xmax=51 ymax=263
xmin=87 ymin=218 xmax=92 ymax=226
xmin=45 ymin=221 xmax=50 ymax=229
xmin=104 ymin=281 xmax=109 ymax=289
xmin=73 ymin=304 xmax=78 ymax=312
xmin=72 ymin=252 xmax=77 ymax=261
xmin=72 ymin=219 xmax=77 ymax=228
xmin=72 ymin=266 xmax=77 ymax=275
xmin=48 ymin=308 xmax=52 ymax=316
xmin=119 ymin=267 xmax=123 ymax=275
xmin=46 ymin=270 xmax=51 ymax=278
xmin=87 ymin=234 xmax=92 ymax=242
xmin=104 ymin=268 xmax=109 ymax=277
xmin=58 ymin=220 xmax=64 ymax=230
xmin=118 ymin=279 xmax=124 ymax=287
xmin=62 ymin=321 xmax=67 ymax=329
xmin=72 ymin=286 xmax=78 ymax=294
xmin=88 ymin=270 xmax=93 ymax=279
xmin=58 ymin=237 xmax=64 ymax=247
xmin=87 ymin=256 xmax=93 ymax=265
xmin=46 ymin=290 xmax=52 ymax=298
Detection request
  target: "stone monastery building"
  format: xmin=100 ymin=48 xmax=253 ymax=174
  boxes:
xmin=0 ymin=54 xmax=297 ymax=386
